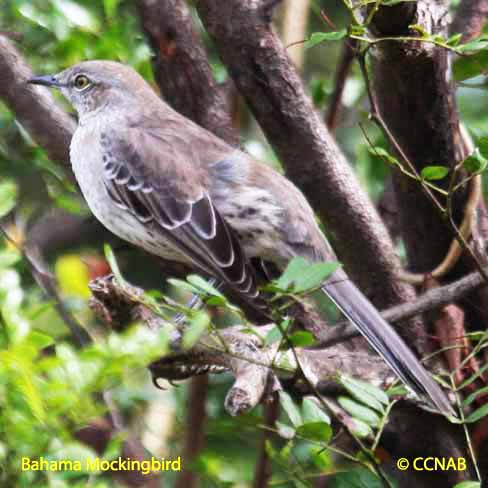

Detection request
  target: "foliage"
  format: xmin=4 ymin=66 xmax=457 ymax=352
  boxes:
xmin=1 ymin=0 xmax=488 ymax=487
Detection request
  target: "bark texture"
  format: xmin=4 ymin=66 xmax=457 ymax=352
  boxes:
xmin=195 ymin=0 xmax=424 ymax=347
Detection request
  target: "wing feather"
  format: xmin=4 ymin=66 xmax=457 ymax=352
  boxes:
xmin=101 ymin=127 xmax=262 ymax=303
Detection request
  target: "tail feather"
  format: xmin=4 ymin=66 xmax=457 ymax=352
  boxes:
xmin=322 ymin=271 xmax=454 ymax=416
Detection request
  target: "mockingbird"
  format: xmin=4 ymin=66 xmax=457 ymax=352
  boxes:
xmin=29 ymin=60 xmax=453 ymax=415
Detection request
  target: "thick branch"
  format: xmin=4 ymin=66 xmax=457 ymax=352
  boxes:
xmin=315 ymin=267 xmax=487 ymax=348
xmin=89 ymin=275 xmax=457 ymax=415
xmin=138 ymin=0 xmax=238 ymax=145
xmin=0 ymin=36 xmax=75 ymax=169
xmin=195 ymin=0 xmax=425 ymax=351
xmin=369 ymin=3 xmax=469 ymax=275
xmin=451 ymin=0 xmax=488 ymax=41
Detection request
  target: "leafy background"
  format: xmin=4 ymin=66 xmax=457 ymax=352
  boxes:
xmin=0 ymin=1 xmax=486 ymax=487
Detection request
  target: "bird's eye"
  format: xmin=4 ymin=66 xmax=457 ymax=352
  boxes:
xmin=73 ymin=74 xmax=91 ymax=91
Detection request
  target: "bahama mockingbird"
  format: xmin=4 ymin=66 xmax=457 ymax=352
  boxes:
xmin=28 ymin=60 xmax=453 ymax=415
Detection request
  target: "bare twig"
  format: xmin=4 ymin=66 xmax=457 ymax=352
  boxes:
xmin=314 ymin=266 xmax=487 ymax=348
xmin=358 ymin=53 xmax=488 ymax=285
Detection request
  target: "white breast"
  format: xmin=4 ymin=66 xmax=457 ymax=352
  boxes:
xmin=70 ymin=124 xmax=184 ymax=263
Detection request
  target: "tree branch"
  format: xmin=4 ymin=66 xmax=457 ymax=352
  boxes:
xmin=138 ymin=0 xmax=238 ymax=145
xmin=0 ymin=36 xmax=75 ymax=170
xmin=315 ymin=266 xmax=487 ymax=348
xmin=451 ymin=0 xmax=488 ymax=41
xmin=195 ymin=0 xmax=423 ymax=348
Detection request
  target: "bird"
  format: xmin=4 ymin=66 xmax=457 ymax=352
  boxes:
xmin=28 ymin=60 xmax=453 ymax=415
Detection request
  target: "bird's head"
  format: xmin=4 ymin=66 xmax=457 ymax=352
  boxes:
xmin=28 ymin=60 xmax=154 ymax=119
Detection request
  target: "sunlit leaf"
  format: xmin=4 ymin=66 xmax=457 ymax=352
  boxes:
xmin=463 ymin=149 xmax=488 ymax=173
xmin=275 ymin=257 xmax=340 ymax=293
xmin=275 ymin=421 xmax=295 ymax=440
xmin=0 ymin=180 xmax=17 ymax=218
xmin=304 ymin=30 xmax=347 ymax=49
xmin=182 ymin=311 xmax=210 ymax=349
xmin=0 ymin=250 xmax=21 ymax=269
xmin=279 ymin=391 xmax=302 ymax=427
xmin=104 ymin=244 xmax=124 ymax=284
xmin=52 ymin=0 xmax=100 ymax=33
xmin=302 ymin=397 xmax=331 ymax=424
xmin=55 ymin=255 xmax=90 ymax=298
xmin=349 ymin=418 xmax=373 ymax=438
xmin=296 ymin=422 xmax=332 ymax=442
xmin=338 ymin=396 xmax=381 ymax=427
xmin=457 ymin=35 xmax=488 ymax=54
xmin=289 ymin=331 xmax=315 ymax=347
xmin=187 ymin=275 xmax=223 ymax=297
xmin=369 ymin=147 xmax=400 ymax=166
xmin=453 ymin=482 xmax=481 ymax=488
xmin=420 ymin=165 xmax=449 ymax=181
xmin=340 ymin=376 xmax=388 ymax=412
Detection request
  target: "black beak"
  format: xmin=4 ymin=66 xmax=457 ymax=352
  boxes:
xmin=27 ymin=75 xmax=62 ymax=88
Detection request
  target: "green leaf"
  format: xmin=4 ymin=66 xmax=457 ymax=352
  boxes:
xmin=463 ymin=386 xmax=488 ymax=406
xmin=0 ymin=250 xmax=21 ymax=269
xmin=264 ymin=325 xmax=283 ymax=346
xmin=293 ymin=262 xmax=340 ymax=293
xmin=447 ymin=33 xmax=463 ymax=46
xmin=104 ymin=244 xmax=125 ymax=284
xmin=409 ymin=24 xmax=430 ymax=39
xmin=302 ymin=397 xmax=331 ymax=425
xmin=420 ymin=165 xmax=449 ymax=181
xmin=296 ymin=422 xmax=332 ymax=442
xmin=52 ymin=0 xmax=100 ymax=33
xmin=304 ymin=30 xmax=347 ymax=49
xmin=264 ymin=319 xmax=291 ymax=346
xmin=463 ymin=149 xmax=488 ymax=173
xmin=478 ymin=136 xmax=488 ymax=159
xmin=187 ymin=275 xmax=223 ymax=297
xmin=275 ymin=258 xmax=340 ymax=294
xmin=348 ymin=418 xmax=373 ymax=438
xmin=103 ymin=0 xmax=121 ymax=19
xmin=279 ymin=391 xmax=302 ymax=427
xmin=340 ymin=376 xmax=388 ymax=412
xmin=454 ymin=50 xmax=488 ymax=81
xmin=338 ymin=397 xmax=381 ymax=427
xmin=167 ymin=278 xmax=201 ymax=295
xmin=369 ymin=147 xmax=400 ymax=166
xmin=182 ymin=310 xmax=210 ymax=349
xmin=289 ymin=331 xmax=315 ymax=347
xmin=275 ymin=257 xmax=309 ymax=291
xmin=331 ymin=468 xmax=383 ymax=488
xmin=0 ymin=180 xmax=17 ymax=218
xmin=457 ymin=35 xmax=488 ymax=54
xmin=464 ymin=403 xmax=488 ymax=423
xmin=453 ymin=482 xmax=481 ymax=488
xmin=23 ymin=331 xmax=54 ymax=351
xmin=275 ymin=421 xmax=295 ymax=440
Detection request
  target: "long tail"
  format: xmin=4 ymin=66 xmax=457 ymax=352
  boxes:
xmin=322 ymin=271 xmax=454 ymax=416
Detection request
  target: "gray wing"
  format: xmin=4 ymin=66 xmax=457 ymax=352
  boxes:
xmin=101 ymin=126 xmax=260 ymax=302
